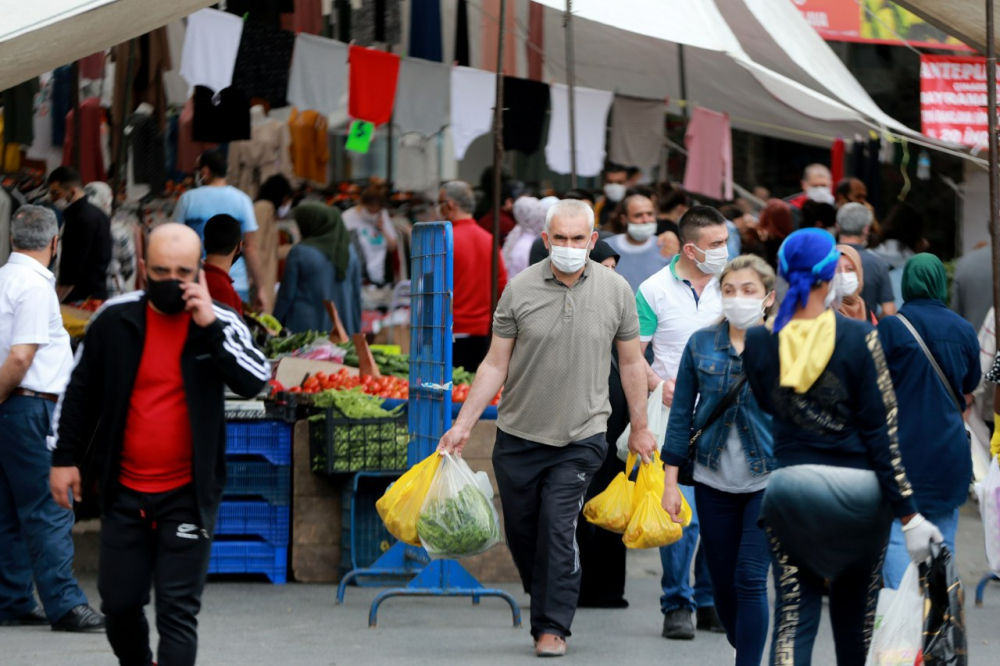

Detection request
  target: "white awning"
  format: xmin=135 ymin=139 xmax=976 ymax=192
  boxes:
xmin=0 ymin=0 xmax=214 ymax=90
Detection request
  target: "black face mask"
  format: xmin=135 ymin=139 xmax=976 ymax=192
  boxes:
xmin=146 ymin=277 xmax=187 ymax=314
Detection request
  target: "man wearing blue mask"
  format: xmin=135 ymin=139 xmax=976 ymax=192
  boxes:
xmin=637 ymin=205 xmax=730 ymax=640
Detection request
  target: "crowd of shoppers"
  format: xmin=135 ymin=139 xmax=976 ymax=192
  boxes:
xmin=1 ymin=143 xmax=993 ymax=666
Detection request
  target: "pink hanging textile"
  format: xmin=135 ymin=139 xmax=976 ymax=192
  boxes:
xmin=480 ymin=0 xmax=517 ymax=75
xmin=527 ymin=3 xmax=544 ymax=81
xmin=281 ymin=0 xmax=323 ymax=35
xmin=682 ymin=107 xmax=733 ymax=201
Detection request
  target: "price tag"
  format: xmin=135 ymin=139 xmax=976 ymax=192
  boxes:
xmin=345 ymin=120 xmax=375 ymax=153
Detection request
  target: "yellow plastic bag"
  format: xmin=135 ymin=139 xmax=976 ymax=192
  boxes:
xmin=376 ymin=452 xmax=442 ymax=546
xmin=583 ymin=453 xmax=637 ymax=534
xmin=623 ymin=454 xmax=693 ymax=549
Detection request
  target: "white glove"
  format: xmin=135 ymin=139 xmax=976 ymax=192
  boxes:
xmin=902 ymin=514 xmax=944 ymax=564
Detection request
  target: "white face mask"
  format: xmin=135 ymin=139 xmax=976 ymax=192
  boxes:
xmin=836 ymin=271 xmax=859 ymax=297
xmin=604 ymin=183 xmax=626 ymax=203
xmin=723 ymin=296 xmax=767 ymax=330
xmin=626 ymin=222 xmax=657 ymax=242
xmin=277 ymin=202 xmax=292 ymax=218
xmin=195 ymin=171 xmax=205 ymax=188
xmin=550 ymin=243 xmax=590 ymax=274
xmin=824 ymin=280 xmax=839 ymax=309
xmin=689 ymin=243 xmax=728 ymax=275
xmin=805 ymin=186 xmax=834 ymax=205
xmin=360 ymin=209 xmax=380 ymax=225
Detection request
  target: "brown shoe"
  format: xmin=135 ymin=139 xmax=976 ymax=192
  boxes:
xmin=535 ymin=633 xmax=567 ymax=658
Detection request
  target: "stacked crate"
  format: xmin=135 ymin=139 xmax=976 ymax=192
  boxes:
xmin=209 ymin=420 xmax=292 ymax=584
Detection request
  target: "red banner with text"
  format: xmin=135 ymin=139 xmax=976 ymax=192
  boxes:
xmin=920 ymin=54 xmax=999 ymax=148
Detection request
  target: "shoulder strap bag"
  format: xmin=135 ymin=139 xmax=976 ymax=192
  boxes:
xmin=677 ymin=373 xmax=747 ymax=486
xmin=896 ymin=314 xmax=964 ymax=414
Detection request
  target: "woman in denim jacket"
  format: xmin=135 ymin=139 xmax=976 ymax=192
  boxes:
xmin=661 ymin=255 xmax=777 ymax=666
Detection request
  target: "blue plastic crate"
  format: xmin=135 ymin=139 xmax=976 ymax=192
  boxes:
xmin=340 ymin=473 xmax=408 ymax=586
xmin=215 ymin=501 xmax=290 ymax=545
xmin=208 ymin=541 xmax=287 ymax=584
xmin=225 ymin=421 xmax=292 ymax=464
xmin=224 ymin=461 xmax=290 ymax=505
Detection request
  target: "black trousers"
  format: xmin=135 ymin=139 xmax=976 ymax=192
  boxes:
xmin=98 ymin=484 xmax=214 ymax=666
xmin=492 ymin=429 xmax=605 ymax=639
xmin=452 ymin=335 xmax=490 ymax=373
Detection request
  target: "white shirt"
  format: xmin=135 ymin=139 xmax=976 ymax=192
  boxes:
xmin=0 ymin=253 xmax=74 ymax=394
xmin=342 ymin=207 xmax=398 ymax=285
xmin=636 ymin=256 xmax=723 ymax=382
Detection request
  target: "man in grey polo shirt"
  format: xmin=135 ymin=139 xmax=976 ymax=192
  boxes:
xmin=439 ymin=199 xmax=657 ymax=658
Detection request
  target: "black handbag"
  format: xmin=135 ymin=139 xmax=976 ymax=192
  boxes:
xmin=920 ymin=544 xmax=968 ymax=664
xmin=677 ymin=373 xmax=747 ymax=486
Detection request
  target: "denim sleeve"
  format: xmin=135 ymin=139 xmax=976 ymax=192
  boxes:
xmin=663 ymin=341 xmax=698 ymax=467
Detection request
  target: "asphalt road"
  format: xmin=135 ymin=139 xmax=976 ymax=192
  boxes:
xmin=5 ymin=505 xmax=999 ymax=665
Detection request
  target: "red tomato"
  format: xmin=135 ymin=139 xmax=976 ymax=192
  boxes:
xmin=338 ymin=368 xmax=349 ymax=376
xmin=361 ymin=375 xmax=374 ymax=386
xmin=315 ymin=372 xmax=327 ymax=381
xmin=288 ymin=386 xmax=302 ymax=393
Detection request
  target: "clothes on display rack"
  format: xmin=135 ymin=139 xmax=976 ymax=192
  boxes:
xmin=831 ymin=137 xmax=845 ymax=186
xmin=111 ymin=29 xmax=172 ymax=164
xmin=192 ymin=86 xmax=251 ymax=143
xmin=348 ymin=46 xmax=400 ymax=126
xmin=0 ymin=187 xmax=11 ymax=265
xmin=409 ymin=0 xmax=443 ymax=62
xmin=2 ymin=78 xmax=40 ymax=147
xmin=26 ymin=75 xmax=64 ymax=174
xmin=353 ymin=0 xmax=402 ymax=46
xmin=527 ymin=2 xmax=544 ymax=82
xmin=281 ymin=0 xmax=324 ymax=35
xmin=227 ymin=0 xmax=295 ymax=27
xmin=454 ymin=0 xmax=470 ymax=67
xmin=180 ymin=8 xmax=244 ymax=95
xmin=545 ymin=83 xmax=614 ymax=178
xmin=682 ymin=106 xmax=733 ymax=201
xmin=50 ymin=66 xmax=72 ymax=147
xmin=78 ymin=52 xmax=106 ymax=80
xmin=163 ymin=20 xmax=190 ymax=108
xmin=287 ymin=34 xmax=349 ymax=118
xmin=502 ymin=76 xmax=549 ymax=155
xmin=231 ymin=21 xmax=296 ymax=110
xmin=227 ymin=117 xmax=294 ymax=200
xmin=480 ymin=0 xmax=517 ymax=75
xmin=175 ymin=98 xmax=217 ymax=175
xmin=252 ymin=199 xmax=282 ymax=314
xmin=62 ymin=98 xmax=107 ymax=185
xmin=393 ymin=57 xmax=449 ymax=137
xmin=609 ymin=95 xmax=665 ymax=170
xmin=450 ymin=66 xmax=495 ymax=160
xmin=289 ymin=108 xmax=330 ymax=185
xmin=125 ymin=111 xmax=166 ymax=195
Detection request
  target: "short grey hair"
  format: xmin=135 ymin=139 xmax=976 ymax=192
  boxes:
xmin=11 ymin=205 xmax=58 ymax=251
xmin=803 ymin=163 xmax=831 ymax=181
xmin=544 ymin=199 xmax=594 ymax=234
xmin=440 ymin=180 xmax=475 ymax=215
xmin=836 ymin=202 xmax=872 ymax=236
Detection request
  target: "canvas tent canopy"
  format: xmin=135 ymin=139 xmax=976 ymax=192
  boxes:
xmin=534 ymin=0 xmax=979 ymax=161
xmin=894 ymin=0 xmax=995 ymax=55
xmin=0 ymin=0 xmax=214 ymax=91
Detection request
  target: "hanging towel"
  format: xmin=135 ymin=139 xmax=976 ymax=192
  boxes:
xmin=682 ymin=107 xmax=733 ymax=201
xmin=409 ymin=0 xmax=443 ymax=62
xmin=502 ymin=77 xmax=548 ymax=155
xmin=527 ymin=2 xmax=544 ymax=81
xmin=450 ymin=66 xmax=496 ymax=160
xmin=480 ymin=0 xmax=517 ymax=75
xmin=192 ymin=86 xmax=251 ymax=143
xmin=281 ymin=0 xmax=325 ymax=35
xmin=545 ymin=83 xmax=614 ymax=177
xmin=180 ymin=9 xmax=244 ymax=94
xmin=163 ymin=20 xmax=190 ymax=108
xmin=394 ymin=57 xmax=450 ymax=137
xmin=287 ymin=34 xmax=349 ymax=117
xmin=830 ymin=137 xmax=845 ymax=189
xmin=608 ymin=95 xmax=664 ymax=169
xmin=395 ymin=133 xmax=440 ymax=197
xmin=231 ymin=21 xmax=296 ymax=109
xmin=348 ymin=45 xmax=401 ymax=126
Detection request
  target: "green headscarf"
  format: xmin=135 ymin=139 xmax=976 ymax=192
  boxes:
xmin=901 ymin=252 xmax=948 ymax=303
xmin=294 ymin=203 xmax=351 ymax=281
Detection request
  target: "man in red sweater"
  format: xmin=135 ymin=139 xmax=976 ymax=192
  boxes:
xmin=202 ymin=214 xmax=244 ymax=314
xmin=438 ymin=181 xmax=507 ymax=372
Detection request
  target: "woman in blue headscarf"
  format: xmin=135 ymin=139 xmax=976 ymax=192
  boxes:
xmin=741 ymin=229 xmax=942 ymax=666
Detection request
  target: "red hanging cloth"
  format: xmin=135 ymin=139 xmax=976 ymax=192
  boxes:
xmin=348 ymin=45 xmax=401 ymax=127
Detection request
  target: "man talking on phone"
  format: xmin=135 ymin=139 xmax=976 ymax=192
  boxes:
xmin=50 ymin=223 xmax=270 ymax=666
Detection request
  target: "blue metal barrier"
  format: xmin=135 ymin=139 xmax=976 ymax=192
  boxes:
xmin=335 ymin=222 xmax=521 ymax=628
